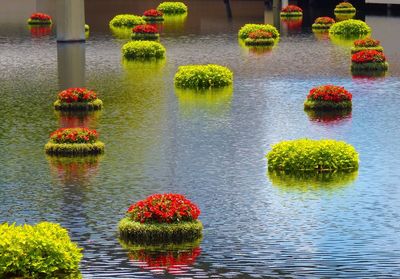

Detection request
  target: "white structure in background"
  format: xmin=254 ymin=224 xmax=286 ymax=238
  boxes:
xmin=56 ymin=0 xmax=86 ymax=42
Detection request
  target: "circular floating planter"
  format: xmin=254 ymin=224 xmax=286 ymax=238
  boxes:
xmin=143 ymin=9 xmax=164 ymax=22
xmin=238 ymin=24 xmax=280 ymax=40
xmin=27 ymin=13 xmax=52 ymax=25
xmin=54 ymin=88 xmax=103 ymax=111
xmin=280 ymin=5 xmax=303 ymax=18
xmin=0 ymin=222 xmax=82 ymax=278
xmin=312 ymin=17 xmax=335 ymax=31
xmin=157 ymin=2 xmax=188 ymax=15
xmin=334 ymin=2 xmax=356 ymax=15
xmin=132 ymin=24 xmax=160 ymax=41
xmin=174 ymin=64 xmax=233 ymax=89
xmin=119 ymin=193 xmax=203 ymax=243
xmin=244 ymin=30 xmax=275 ymax=46
xmin=122 ymin=41 xmax=166 ymax=60
xmin=109 ymin=14 xmax=146 ymax=28
xmin=329 ymin=19 xmax=371 ymax=36
xmin=304 ymin=85 xmax=352 ymax=110
xmin=351 ymin=37 xmax=384 ymax=54
xmin=267 ymin=139 xmax=359 ymax=172
xmin=351 ymin=50 xmax=388 ymax=73
xmin=45 ymin=128 xmax=105 ymax=156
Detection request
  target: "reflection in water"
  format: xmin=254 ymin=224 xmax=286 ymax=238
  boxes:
xmin=305 ymin=109 xmax=352 ymax=125
xmin=163 ymin=14 xmax=187 ymax=33
xmin=281 ymin=17 xmax=303 ymax=32
xmin=223 ymin=0 xmax=232 ymax=20
xmin=55 ymin=110 xmax=101 ymax=128
xmin=57 ymin=42 xmax=85 ymax=90
xmin=238 ymin=38 xmax=277 ymax=56
xmin=268 ymin=170 xmax=359 ymax=191
xmin=329 ymin=34 xmax=369 ymax=48
xmin=313 ymin=30 xmax=330 ymax=41
xmin=110 ymin=26 xmax=132 ymax=40
xmin=29 ymin=25 xmax=52 ymax=38
xmin=352 ymin=70 xmax=387 ymax=79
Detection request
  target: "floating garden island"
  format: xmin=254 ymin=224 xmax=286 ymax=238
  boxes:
xmin=312 ymin=17 xmax=335 ymax=31
xmin=329 ymin=19 xmax=371 ymax=36
xmin=0 ymin=222 xmax=82 ymax=278
xmin=54 ymin=87 xmax=103 ymax=111
xmin=351 ymin=37 xmax=384 ymax=54
xmin=157 ymin=2 xmax=188 ymax=15
xmin=45 ymin=127 xmax=105 ymax=156
xmin=122 ymin=41 xmax=166 ymax=60
xmin=244 ymin=30 xmax=275 ymax=46
xmin=143 ymin=9 xmax=164 ymax=22
xmin=304 ymin=85 xmax=352 ymax=111
xmin=267 ymin=139 xmax=359 ymax=172
xmin=27 ymin=13 xmax=52 ymax=25
xmin=118 ymin=193 xmax=203 ymax=243
xmin=238 ymin=24 xmax=279 ymax=48
xmin=351 ymin=49 xmax=388 ymax=73
xmin=280 ymin=5 xmax=303 ymax=18
xmin=334 ymin=2 xmax=356 ymax=16
xmin=132 ymin=24 xmax=160 ymax=41
xmin=109 ymin=14 xmax=146 ymax=28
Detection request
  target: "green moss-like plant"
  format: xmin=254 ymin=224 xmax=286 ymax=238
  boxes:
xmin=28 ymin=19 xmax=52 ymax=25
xmin=45 ymin=141 xmax=105 ymax=155
xmin=0 ymin=222 xmax=82 ymax=278
xmin=131 ymin=33 xmax=160 ymax=41
xmin=122 ymin=41 xmax=166 ymax=60
xmin=109 ymin=14 xmax=146 ymax=28
xmin=351 ymin=46 xmax=383 ymax=54
xmin=54 ymin=99 xmax=103 ymax=110
xmin=329 ymin=19 xmax=371 ymax=36
xmin=244 ymin=38 xmax=275 ymax=46
xmin=174 ymin=64 xmax=233 ymax=89
xmin=351 ymin=62 xmax=389 ymax=71
xmin=157 ymin=2 xmax=188 ymax=14
xmin=238 ymin=24 xmax=280 ymax=40
xmin=267 ymin=139 xmax=359 ymax=172
xmin=334 ymin=2 xmax=356 ymax=14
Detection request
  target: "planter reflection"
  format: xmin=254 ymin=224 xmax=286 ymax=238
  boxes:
xmin=163 ymin=14 xmax=187 ymax=34
xmin=29 ymin=25 xmax=52 ymax=37
xmin=313 ymin=31 xmax=330 ymax=41
xmin=238 ymin=38 xmax=278 ymax=56
xmin=329 ymin=34 xmax=369 ymax=48
xmin=281 ymin=17 xmax=303 ymax=31
xmin=55 ymin=110 xmax=101 ymax=128
xmin=305 ymin=110 xmax=351 ymax=124
xmin=110 ymin=26 xmax=133 ymax=40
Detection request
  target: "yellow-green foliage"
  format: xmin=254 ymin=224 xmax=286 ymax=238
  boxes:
xmin=0 ymin=222 xmax=82 ymax=278
xmin=157 ymin=2 xmax=188 ymax=14
xmin=267 ymin=139 xmax=359 ymax=172
xmin=329 ymin=19 xmax=371 ymax=36
xmin=109 ymin=14 xmax=146 ymax=27
xmin=122 ymin=41 xmax=166 ymax=60
xmin=238 ymin=24 xmax=280 ymax=39
xmin=45 ymin=141 xmax=105 ymax=155
xmin=174 ymin=64 xmax=233 ymax=89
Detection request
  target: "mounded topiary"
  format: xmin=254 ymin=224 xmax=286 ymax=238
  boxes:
xmin=351 ymin=37 xmax=384 ymax=54
xmin=122 ymin=41 xmax=166 ymax=59
xmin=0 ymin=222 xmax=82 ymax=278
xmin=27 ymin=13 xmax=52 ymax=25
xmin=267 ymin=139 xmax=359 ymax=172
xmin=131 ymin=24 xmax=160 ymax=41
xmin=244 ymin=30 xmax=275 ymax=46
xmin=85 ymin=24 xmax=90 ymax=32
xmin=238 ymin=24 xmax=280 ymax=40
xmin=157 ymin=2 xmax=188 ymax=14
xmin=45 ymin=128 xmax=105 ymax=156
xmin=312 ymin=17 xmax=335 ymax=31
xmin=304 ymin=85 xmax=352 ymax=110
xmin=54 ymin=88 xmax=103 ymax=111
xmin=329 ymin=19 xmax=371 ymax=36
xmin=119 ymin=193 xmax=203 ymax=243
xmin=143 ymin=9 xmax=164 ymax=22
xmin=109 ymin=14 xmax=146 ymax=28
xmin=351 ymin=49 xmax=388 ymax=72
xmin=280 ymin=5 xmax=303 ymax=17
xmin=334 ymin=2 xmax=356 ymax=14
xmin=174 ymin=64 xmax=233 ymax=89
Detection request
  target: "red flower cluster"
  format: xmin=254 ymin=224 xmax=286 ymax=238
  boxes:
xmin=336 ymin=1 xmax=354 ymax=8
xmin=143 ymin=9 xmax=163 ymax=17
xmin=127 ymin=194 xmax=201 ymax=223
xmin=351 ymin=50 xmax=386 ymax=63
xmin=281 ymin=5 xmax=303 ymax=13
xmin=314 ymin=17 xmax=335 ymax=25
xmin=307 ymin=85 xmax=352 ymax=103
xmin=132 ymin=24 xmax=158 ymax=34
xmin=58 ymin=88 xmax=97 ymax=103
xmin=354 ymin=38 xmax=380 ymax=47
xmin=248 ymin=30 xmax=273 ymax=39
xmin=30 ymin=13 xmax=52 ymax=21
xmin=50 ymin=128 xmax=98 ymax=144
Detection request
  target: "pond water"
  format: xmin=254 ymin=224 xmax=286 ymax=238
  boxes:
xmin=1 ymin=0 xmax=400 ymax=278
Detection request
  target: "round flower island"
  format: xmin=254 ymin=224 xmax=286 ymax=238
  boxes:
xmin=334 ymin=2 xmax=356 ymax=15
xmin=329 ymin=19 xmax=371 ymax=36
xmin=244 ymin=30 xmax=275 ymax=46
xmin=157 ymin=2 xmax=188 ymax=14
xmin=312 ymin=17 xmax=335 ymax=31
xmin=119 ymin=193 xmax=203 ymax=243
xmin=304 ymin=85 xmax=352 ymax=110
xmin=122 ymin=41 xmax=166 ymax=59
xmin=54 ymin=88 xmax=103 ymax=111
xmin=351 ymin=49 xmax=388 ymax=72
xmin=28 ymin=13 xmax=52 ymax=25
xmin=351 ymin=37 xmax=384 ymax=54
xmin=109 ymin=14 xmax=146 ymax=28
xmin=280 ymin=5 xmax=303 ymax=17
xmin=132 ymin=24 xmax=160 ymax=41
xmin=143 ymin=9 xmax=164 ymax=22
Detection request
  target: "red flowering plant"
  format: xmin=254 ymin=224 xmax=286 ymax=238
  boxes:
xmin=312 ymin=17 xmax=335 ymax=30
xmin=351 ymin=50 xmax=388 ymax=72
xmin=143 ymin=9 xmax=164 ymax=22
xmin=245 ymin=30 xmax=275 ymax=46
xmin=54 ymin=88 xmax=103 ymax=110
xmin=304 ymin=85 xmax=352 ymax=110
xmin=28 ymin=13 xmax=52 ymax=25
xmin=351 ymin=38 xmax=383 ymax=54
xmin=132 ymin=24 xmax=160 ymax=41
xmin=50 ymin=128 xmax=98 ymax=144
xmin=280 ymin=5 xmax=303 ymax=17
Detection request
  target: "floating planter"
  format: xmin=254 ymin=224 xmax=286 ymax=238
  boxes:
xmin=267 ymin=139 xmax=359 ymax=172
xmin=45 ymin=128 xmax=105 ymax=155
xmin=351 ymin=37 xmax=384 ymax=54
xmin=143 ymin=9 xmax=164 ymax=22
xmin=27 ymin=12 xmax=52 ymax=25
xmin=244 ymin=30 xmax=275 ymax=46
xmin=280 ymin=5 xmax=303 ymax=17
xmin=238 ymin=24 xmax=280 ymax=40
xmin=122 ymin=41 xmax=166 ymax=59
xmin=329 ymin=19 xmax=371 ymax=36
xmin=132 ymin=24 xmax=160 ymax=41
xmin=334 ymin=2 xmax=356 ymax=15
xmin=157 ymin=2 xmax=188 ymax=15
xmin=312 ymin=17 xmax=335 ymax=31
xmin=0 ymin=222 xmax=82 ymax=278
xmin=109 ymin=14 xmax=146 ymax=28
xmin=119 ymin=193 xmax=203 ymax=243
xmin=174 ymin=64 xmax=233 ymax=89
xmin=54 ymin=88 xmax=103 ymax=111
xmin=351 ymin=50 xmax=388 ymax=72
xmin=85 ymin=24 xmax=90 ymax=32
xmin=304 ymin=85 xmax=352 ymax=110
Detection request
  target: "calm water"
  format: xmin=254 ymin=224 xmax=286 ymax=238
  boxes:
xmin=1 ymin=0 xmax=400 ymax=278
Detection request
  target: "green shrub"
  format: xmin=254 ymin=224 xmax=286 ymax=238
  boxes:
xmin=238 ymin=24 xmax=280 ymax=39
xmin=329 ymin=19 xmax=371 ymax=36
xmin=45 ymin=142 xmax=105 ymax=155
xmin=244 ymin=38 xmax=275 ymax=46
xmin=157 ymin=2 xmax=188 ymax=14
xmin=131 ymin=33 xmax=160 ymax=41
xmin=122 ymin=41 xmax=166 ymax=60
xmin=351 ymin=62 xmax=389 ymax=72
xmin=351 ymin=46 xmax=384 ymax=54
xmin=267 ymin=139 xmax=359 ymax=172
xmin=54 ymin=99 xmax=103 ymax=111
xmin=109 ymin=14 xmax=146 ymax=28
xmin=0 ymin=222 xmax=82 ymax=278
xmin=174 ymin=64 xmax=233 ymax=89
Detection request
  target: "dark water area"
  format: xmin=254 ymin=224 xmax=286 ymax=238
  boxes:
xmin=1 ymin=0 xmax=400 ymax=278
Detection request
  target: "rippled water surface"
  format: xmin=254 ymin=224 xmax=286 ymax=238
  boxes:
xmin=1 ymin=0 xmax=400 ymax=278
